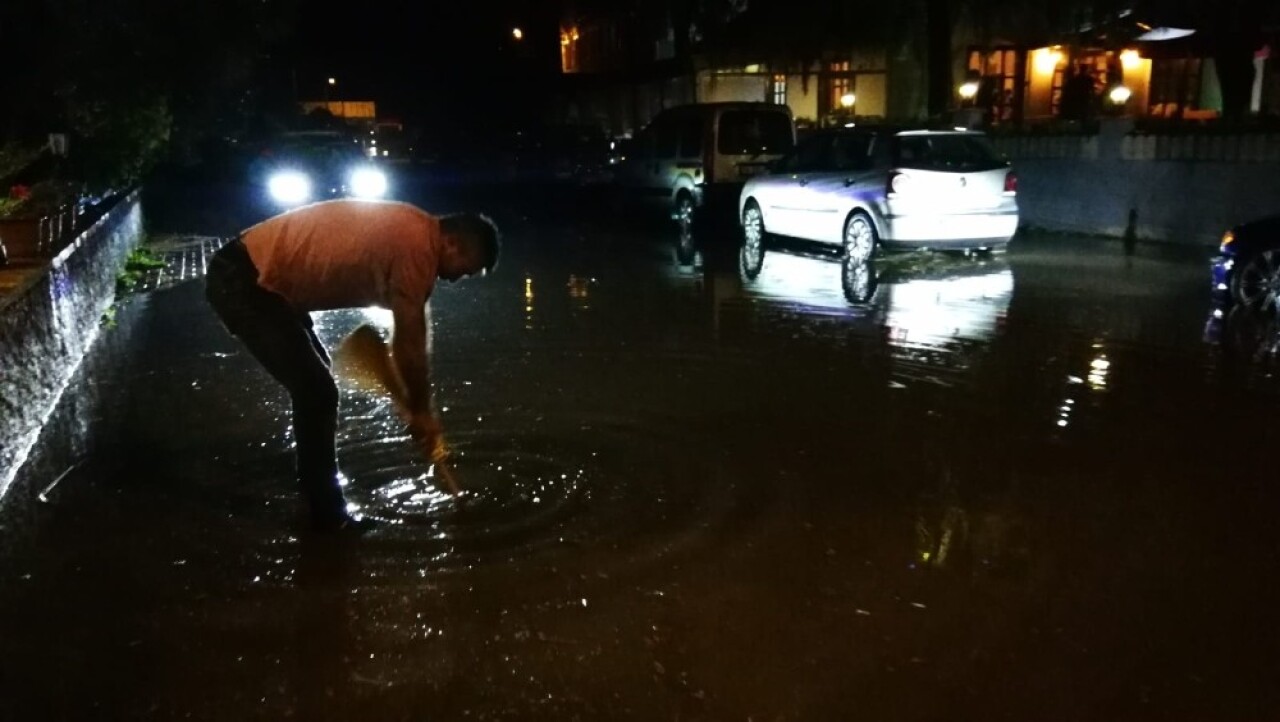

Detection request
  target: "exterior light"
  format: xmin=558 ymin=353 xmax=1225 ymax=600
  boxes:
xmin=839 ymin=93 xmax=856 ymax=108
xmin=958 ymin=81 xmax=979 ymax=99
xmin=1034 ymin=48 xmax=1063 ymax=75
xmin=1120 ymin=49 xmax=1141 ymax=70
xmin=268 ymin=171 xmax=311 ymax=206
xmin=350 ymin=167 xmax=388 ymax=198
xmin=512 ymin=27 xmax=523 ymax=40
xmin=328 ymin=77 xmax=336 ymax=85
xmin=1108 ymin=85 xmax=1132 ymax=104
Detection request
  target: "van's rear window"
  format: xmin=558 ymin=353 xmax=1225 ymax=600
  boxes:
xmin=891 ymin=134 xmax=1005 ymax=172
xmin=718 ymin=111 xmax=794 ymax=155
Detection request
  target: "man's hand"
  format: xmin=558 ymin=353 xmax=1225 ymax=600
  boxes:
xmin=406 ymin=412 xmax=448 ymax=462
xmin=406 ymin=412 xmax=460 ymax=494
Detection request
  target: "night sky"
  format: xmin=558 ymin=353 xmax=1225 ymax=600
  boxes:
xmin=289 ymin=1 xmax=563 ymax=125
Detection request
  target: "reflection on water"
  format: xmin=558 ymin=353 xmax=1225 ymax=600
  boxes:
xmin=359 ymin=305 xmax=395 ymax=332
xmin=880 ymin=266 xmax=1013 ymax=348
xmin=524 ymin=273 xmax=535 ymax=330
xmin=913 ymin=468 xmax=1032 ymax=579
xmin=1205 ymin=302 xmax=1280 ymax=389
xmin=678 ymin=246 xmax=1015 ymax=391
xmin=567 ymin=274 xmax=593 ymax=310
xmin=710 ymin=245 xmax=1013 ymax=344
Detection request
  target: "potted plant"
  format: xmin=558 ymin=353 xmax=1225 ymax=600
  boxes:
xmin=0 ymin=181 xmax=78 ymax=260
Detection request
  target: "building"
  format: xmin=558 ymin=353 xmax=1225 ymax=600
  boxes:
xmin=963 ymin=38 xmax=1276 ymax=125
xmin=558 ymin=2 xmax=1279 ymax=137
xmin=554 ymin=2 xmax=909 ymax=137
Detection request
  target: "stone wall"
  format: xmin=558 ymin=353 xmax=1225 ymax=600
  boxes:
xmin=0 ymin=191 xmax=142 ymax=496
xmin=990 ymin=122 xmax=1280 ymax=245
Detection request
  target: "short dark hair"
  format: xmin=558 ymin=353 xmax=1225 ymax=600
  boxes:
xmin=440 ymin=212 xmax=500 ymax=273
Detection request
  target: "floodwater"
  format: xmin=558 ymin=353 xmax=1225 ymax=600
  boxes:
xmin=2 ymin=179 xmax=1278 ymax=720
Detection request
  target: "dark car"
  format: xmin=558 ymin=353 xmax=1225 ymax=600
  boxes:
xmin=248 ymin=131 xmax=389 ymax=209
xmin=1212 ymin=215 xmax=1280 ymax=312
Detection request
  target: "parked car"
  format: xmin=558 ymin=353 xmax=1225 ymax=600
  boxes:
xmin=248 ymin=130 xmax=389 ymax=209
xmin=1212 ymin=214 xmax=1280 ymax=313
xmin=617 ymin=102 xmax=796 ymax=263
xmin=503 ymin=124 xmax=613 ymax=184
xmin=737 ymin=126 xmax=1019 ymax=280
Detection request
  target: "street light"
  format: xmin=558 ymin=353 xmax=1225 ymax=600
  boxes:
xmin=1108 ymin=85 xmax=1132 ymax=105
xmin=328 ymin=77 xmax=336 ymax=86
xmin=512 ymin=27 xmax=523 ymax=41
xmin=958 ymin=81 xmax=979 ymax=100
xmin=840 ymin=93 xmax=856 ymax=108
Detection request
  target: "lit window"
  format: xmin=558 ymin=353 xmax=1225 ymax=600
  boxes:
xmin=830 ymin=61 xmax=851 ymax=113
xmin=560 ymin=26 xmax=580 ymax=73
xmin=771 ymin=74 xmax=787 ymax=105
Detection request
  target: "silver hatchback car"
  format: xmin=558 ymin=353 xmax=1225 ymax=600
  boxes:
xmin=738 ymin=127 xmax=1019 ymax=268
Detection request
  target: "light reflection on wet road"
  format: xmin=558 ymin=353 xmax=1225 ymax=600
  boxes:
xmin=2 ymin=181 xmax=1279 ymax=720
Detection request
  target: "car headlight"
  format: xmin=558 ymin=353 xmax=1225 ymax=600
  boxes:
xmin=268 ymin=171 xmax=311 ymax=205
xmin=350 ymin=167 xmax=388 ymax=198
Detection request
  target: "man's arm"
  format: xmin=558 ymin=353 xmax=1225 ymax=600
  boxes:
xmin=390 ymin=301 xmax=436 ymax=431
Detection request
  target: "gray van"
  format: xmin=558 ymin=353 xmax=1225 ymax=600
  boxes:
xmin=617 ymin=102 xmax=795 ymax=260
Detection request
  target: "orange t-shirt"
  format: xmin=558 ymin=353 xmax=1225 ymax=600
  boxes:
xmin=241 ymin=199 xmax=439 ymax=312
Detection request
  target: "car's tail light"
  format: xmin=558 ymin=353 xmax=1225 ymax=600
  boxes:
xmin=886 ymin=171 xmax=909 ymax=196
xmin=1004 ymin=171 xmax=1018 ymax=193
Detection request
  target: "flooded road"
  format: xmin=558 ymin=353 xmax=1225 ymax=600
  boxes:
xmin=2 ymin=180 xmax=1278 ymax=720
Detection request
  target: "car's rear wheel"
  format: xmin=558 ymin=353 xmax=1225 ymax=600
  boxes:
xmin=740 ymin=201 xmax=767 ymax=280
xmin=1231 ymin=248 xmax=1280 ymax=312
xmin=673 ymin=193 xmax=697 ymax=266
xmin=843 ymin=212 xmax=877 ymax=266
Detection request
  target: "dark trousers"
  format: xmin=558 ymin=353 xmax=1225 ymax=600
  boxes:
xmin=205 ymin=239 xmax=347 ymax=524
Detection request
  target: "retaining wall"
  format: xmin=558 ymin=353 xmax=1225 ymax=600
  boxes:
xmin=0 ymin=191 xmax=143 ymax=495
xmin=990 ymin=122 xmax=1280 ymax=245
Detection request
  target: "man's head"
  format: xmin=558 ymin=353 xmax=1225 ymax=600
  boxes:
xmin=438 ymin=213 xmax=500 ymax=281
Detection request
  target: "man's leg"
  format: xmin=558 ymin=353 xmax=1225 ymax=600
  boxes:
xmin=207 ymin=255 xmax=349 ymax=527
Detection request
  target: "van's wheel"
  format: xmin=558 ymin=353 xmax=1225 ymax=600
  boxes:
xmin=673 ymin=193 xmax=698 ymax=266
xmin=1231 ymin=248 xmax=1280 ymax=312
xmin=843 ymin=211 xmax=877 ymax=266
xmin=740 ymin=201 xmax=767 ymax=280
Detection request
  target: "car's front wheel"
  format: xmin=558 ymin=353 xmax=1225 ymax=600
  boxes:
xmin=843 ymin=211 xmax=877 ymax=266
xmin=1231 ymin=248 xmax=1280 ymax=312
xmin=740 ymin=201 xmax=767 ymax=280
